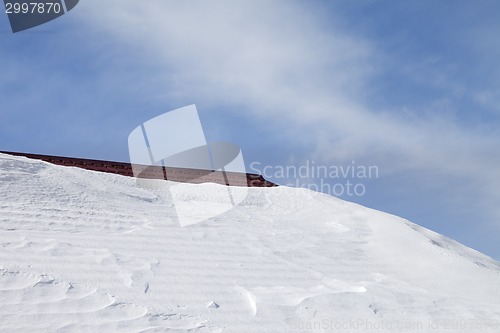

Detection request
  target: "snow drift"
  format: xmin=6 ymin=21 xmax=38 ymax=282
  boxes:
xmin=0 ymin=153 xmax=499 ymax=332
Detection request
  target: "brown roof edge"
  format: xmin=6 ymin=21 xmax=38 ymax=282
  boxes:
xmin=0 ymin=151 xmax=278 ymax=188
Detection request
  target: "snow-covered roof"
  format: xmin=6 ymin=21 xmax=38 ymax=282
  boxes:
xmin=0 ymin=152 xmax=499 ymax=332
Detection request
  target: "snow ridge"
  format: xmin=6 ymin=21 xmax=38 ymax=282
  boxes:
xmin=0 ymin=153 xmax=499 ymax=332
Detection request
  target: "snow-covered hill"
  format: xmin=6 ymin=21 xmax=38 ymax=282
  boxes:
xmin=0 ymin=153 xmax=499 ymax=332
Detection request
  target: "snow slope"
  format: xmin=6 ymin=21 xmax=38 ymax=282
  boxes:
xmin=0 ymin=153 xmax=499 ymax=332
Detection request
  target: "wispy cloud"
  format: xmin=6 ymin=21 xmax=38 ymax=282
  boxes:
xmin=77 ymin=0 xmax=500 ymax=202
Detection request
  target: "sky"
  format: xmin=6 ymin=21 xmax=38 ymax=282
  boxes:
xmin=1 ymin=1 xmax=499 ymax=259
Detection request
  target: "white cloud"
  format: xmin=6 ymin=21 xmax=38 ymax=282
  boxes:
xmin=76 ymin=0 xmax=500 ymax=229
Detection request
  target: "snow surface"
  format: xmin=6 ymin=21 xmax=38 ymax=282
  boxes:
xmin=0 ymin=153 xmax=499 ymax=332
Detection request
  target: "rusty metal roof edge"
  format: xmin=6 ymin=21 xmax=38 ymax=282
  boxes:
xmin=0 ymin=151 xmax=278 ymax=188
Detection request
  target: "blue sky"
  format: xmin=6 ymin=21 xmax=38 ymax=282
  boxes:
xmin=1 ymin=1 xmax=499 ymax=259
